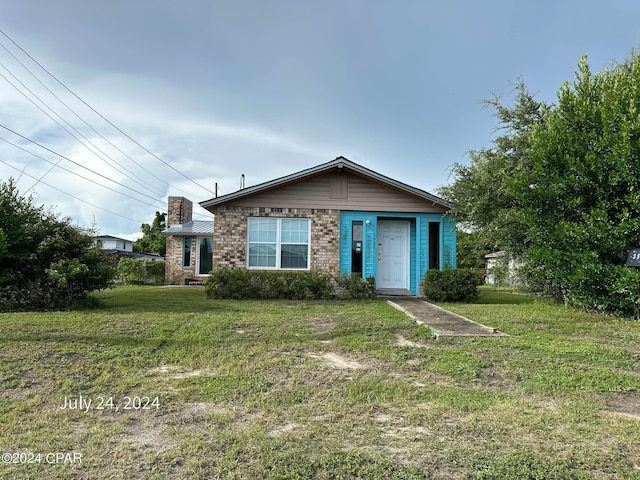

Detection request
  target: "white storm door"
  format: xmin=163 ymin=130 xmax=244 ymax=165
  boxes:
xmin=376 ymin=221 xmax=410 ymax=289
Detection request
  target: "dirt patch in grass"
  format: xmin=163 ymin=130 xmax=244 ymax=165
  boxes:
xmin=121 ymin=419 xmax=179 ymax=454
xmin=267 ymin=422 xmax=299 ymax=437
xmin=394 ymin=333 xmax=428 ymax=348
xmin=3 ymin=387 xmax=31 ymax=401
xmin=605 ymin=393 xmax=640 ymax=420
xmin=310 ymin=319 xmax=336 ymax=335
xmin=176 ymin=402 xmax=229 ymax=421
xmin=307 ymin=352 xmax=365 ymax=370
xmin=119 ymin=401 xmax=237 ymax=456
xmin=475 ymin=366 xmax=512 ymax=390
xmin=161 ymin=401 xmax=233 ymax=437
xmin=148 ymin=365 xmax=217 ymax=379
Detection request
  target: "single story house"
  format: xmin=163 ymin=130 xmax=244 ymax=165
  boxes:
xmin=164 ymin=157 xmax=456 ymax=295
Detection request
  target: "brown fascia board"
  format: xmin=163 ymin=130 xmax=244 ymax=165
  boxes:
xmin=199 ymin=156 xmax=453 ymax=211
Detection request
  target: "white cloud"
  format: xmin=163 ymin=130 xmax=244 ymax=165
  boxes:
xmin=0 ymin=69 xmax=336 ymax=236
xmin=3 ymin=0 xmax=640 ymax=238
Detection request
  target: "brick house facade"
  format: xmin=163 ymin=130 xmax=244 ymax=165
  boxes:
xmin=163 ymin=196 xmax=214 ymax=284
xmin=189 ymin=157 xmax=457 ymax=296
xmin=211 ymin=206 xmax=340 ymax=273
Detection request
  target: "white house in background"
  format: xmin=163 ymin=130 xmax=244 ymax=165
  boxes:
xmin=485 ymin=251 xmax=524 ymax=286
xmin=96 ymin=235 xmax=165 ymax=262
xmin=96 ymin=235 xmax=134 ymax=252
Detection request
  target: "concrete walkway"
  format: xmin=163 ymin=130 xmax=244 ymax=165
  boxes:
xmin=384 ymin=297 xmax=508 ymax=339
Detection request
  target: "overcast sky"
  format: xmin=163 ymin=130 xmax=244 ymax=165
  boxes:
xmin=1 ymin=1 xmax=640 ymax=240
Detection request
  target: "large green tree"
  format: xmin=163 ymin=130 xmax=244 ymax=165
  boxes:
xmin=438 ymin=81 xmax=546 ymax=256
xmin=441 ymin=52 xmax=640 ymax=316
xmin=134 ymin=211 xmax=166 ymax=256
xmin=522 ymin=52 xmax=640 ymax=314
xmin=455 ymin=230 xmax=492 ymax=270
xmin=0 ymin=179 xmax=116 ymax=311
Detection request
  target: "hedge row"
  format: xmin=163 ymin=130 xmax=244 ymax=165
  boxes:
xmin=529 ymin=263 xmax=640 ymax=318
xmin=204 ymin=269 xmax=376 ymax=300
xmin=204 ymin=268 xmax=484 ymax=302
xmin=116 ymin=258 xmax=165 ymax=285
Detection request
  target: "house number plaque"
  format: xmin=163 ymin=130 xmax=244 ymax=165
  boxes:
xmin=625 ymin=248 xmax=640 ymax=267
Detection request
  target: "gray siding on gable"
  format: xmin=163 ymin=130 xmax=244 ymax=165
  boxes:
xmin=224 ymin=172 xmax=447 ymax=213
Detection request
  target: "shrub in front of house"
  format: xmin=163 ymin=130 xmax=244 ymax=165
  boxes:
xmin=204 ymin=270 xmax=334 ymax=300
xmin=117 ymin=258 xmax=165 ymax=285
xmin=145 ymin=261 xmax=166 ymax=285
xmin=204 ymin=270 xmax=377 ymax=300
xmin=334 ymin=273 xmax=376 ymax=299
xmin=423 ymin=269 xmax=484 ymax=302
xmin=117 ymin=258 xmax=143 ymax=284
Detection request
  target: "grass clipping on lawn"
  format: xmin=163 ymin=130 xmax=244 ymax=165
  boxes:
xmin=0 ymin=286 xmax=639 ymax=479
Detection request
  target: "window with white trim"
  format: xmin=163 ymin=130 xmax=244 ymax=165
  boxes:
xmin=247 ymin=217 xmax=310 ymax=269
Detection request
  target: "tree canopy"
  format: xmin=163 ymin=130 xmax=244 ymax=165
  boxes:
xmin=0 ymin=179 xmax=116 ymax=311
xmin=521 ymin=53 xmax=640 ymax=313
xmin=455 ymin=230 xmax=492 ymax=270
xmin=134 ymin=211 xmax=166 ymax=256
xmin=438 ymin=80 xmax=547 ymax=256
xmin=442 ymin=51 xmax=640 ymax=316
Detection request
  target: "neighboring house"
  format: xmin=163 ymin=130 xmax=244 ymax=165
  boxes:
xmin=162 ymin=197 xmax=214 ymax=284
xmin=123 ymin=252 xmax=165 ymax=262
xmin=96 ymin=235 xmax=134 ymax=253
xmin=164 ymin=156 xmax=455 ymax=294
xmin=96 ymin=235 xmax=165 ymax=262
xmin=485 ymin=251 xmax=524 ymax=286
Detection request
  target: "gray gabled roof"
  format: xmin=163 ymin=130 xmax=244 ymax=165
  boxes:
xmin=199 ymin=156 xmax=452 ymax=209
xmin=162 ymin=220 xmax=214 ymax=236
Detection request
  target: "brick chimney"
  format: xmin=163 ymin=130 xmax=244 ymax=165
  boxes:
xmin=167 ymin=196 xmax=193 ymax=227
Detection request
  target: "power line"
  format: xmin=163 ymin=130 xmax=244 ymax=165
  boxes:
xmin=0 ymin=36 xmax=188 ymax=197
xmin=0 ymin=125 xmax=167 ymax=209
xmin=0 ymin=136 xmax=166 ymax=209
xmin=0 ymin=27 xmax=215 ymax=196
xmin=0 ymin=158 xmax=142 ymax=224
xmin=0 ymin=63 xmax=168 ymax=199
xmin=0 ymin=129 xmax=212 ymax=220
xmin=26 ymin=157 xmax=60 ymax=193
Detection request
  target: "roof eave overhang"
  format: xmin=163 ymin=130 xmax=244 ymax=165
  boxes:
xmin=199 ymin=156 xmax=453 ymax=211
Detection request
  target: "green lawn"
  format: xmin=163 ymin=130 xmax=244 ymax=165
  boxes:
xmin=0 ymin=286 xmax=639 ymax=479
